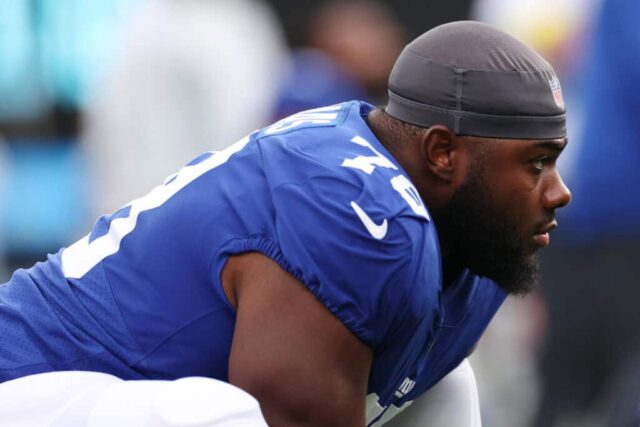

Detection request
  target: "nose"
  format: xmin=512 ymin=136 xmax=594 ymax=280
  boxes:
xmin=543 ymin=170 xmax=572 ymax=210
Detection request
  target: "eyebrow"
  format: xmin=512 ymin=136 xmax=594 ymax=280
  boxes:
xmin=533 ymin=138 xmax=568 ymax=153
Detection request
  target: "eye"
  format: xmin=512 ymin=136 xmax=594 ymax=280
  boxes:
xmin=531 ymin=158 xmax=546 ymax=172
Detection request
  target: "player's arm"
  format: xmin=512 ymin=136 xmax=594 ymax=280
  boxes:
xmin=223 ymin=252 xmax=373 ymax=427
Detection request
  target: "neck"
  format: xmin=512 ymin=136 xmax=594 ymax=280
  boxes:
xmin=441 ymin=253 xmax=465 ymax=289
xmin=367 ymin=108 xmax=451 ymax=233
xmin=367 ymin=109 xmax=461 ymax=281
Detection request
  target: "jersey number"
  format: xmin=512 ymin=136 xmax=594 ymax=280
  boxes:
xmin=61 ymin=136 xmax=251 ymax=279
xmin=342 ymin=136 xmax=430 ymax=223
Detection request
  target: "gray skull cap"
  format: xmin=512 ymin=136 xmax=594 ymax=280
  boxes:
xmin=386 ymin=21 xmax=566 ymax=139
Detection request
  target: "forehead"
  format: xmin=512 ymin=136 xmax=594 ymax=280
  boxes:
xmin=466 ymin=135 xmax=568 ymax=155
xmin=503 ymin=137 xmax=568 ymax=156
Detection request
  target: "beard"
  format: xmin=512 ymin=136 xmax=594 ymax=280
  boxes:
xmin=435 ymin=164 xmax=538 ymax=296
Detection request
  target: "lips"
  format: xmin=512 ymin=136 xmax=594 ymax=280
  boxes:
xmin=533 ymin=221 xmax=557 ymax=248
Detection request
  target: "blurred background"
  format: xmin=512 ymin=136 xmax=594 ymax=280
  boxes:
xmin=1 ymin=0 xmax=638 ymax=426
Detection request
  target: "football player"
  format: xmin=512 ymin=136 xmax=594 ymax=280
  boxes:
xmin=0 ymin=21 xmax=570 ymax=426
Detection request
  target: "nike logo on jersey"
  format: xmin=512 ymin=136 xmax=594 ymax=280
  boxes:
xmin=351 ymin=201 xmax=388 ymax=240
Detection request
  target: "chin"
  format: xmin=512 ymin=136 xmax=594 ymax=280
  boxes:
xmin=496 ymin=255 xmax=539 ymax=296
xmin=468 ymin=250 xmax=539 ymax=296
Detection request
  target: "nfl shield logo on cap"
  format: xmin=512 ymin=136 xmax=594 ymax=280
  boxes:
xmin=548 ymin=76 xmax=565 ymax=109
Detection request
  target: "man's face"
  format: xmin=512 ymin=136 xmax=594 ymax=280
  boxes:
xmin=437 ymin=136 xmax=571 ymax=295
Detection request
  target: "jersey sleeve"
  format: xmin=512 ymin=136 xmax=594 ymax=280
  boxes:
xmin=271 ymin=173 xmax=440 ymax=349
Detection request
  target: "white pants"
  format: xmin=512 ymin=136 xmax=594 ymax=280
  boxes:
xmin=0 ymin=360 xmax=482 ymax=427
xmin=0 ymin=372 xmax=267 ymax=427
xmin=385 ymin=359 xmax=483 ymax=427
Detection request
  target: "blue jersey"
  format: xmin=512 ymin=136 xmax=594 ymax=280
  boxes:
xmin=0 ymin=101 xmax=505 ymax=424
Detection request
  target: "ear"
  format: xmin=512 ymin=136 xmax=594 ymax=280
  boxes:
xmin=420 ymin=125 xmax=461 ymax=183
